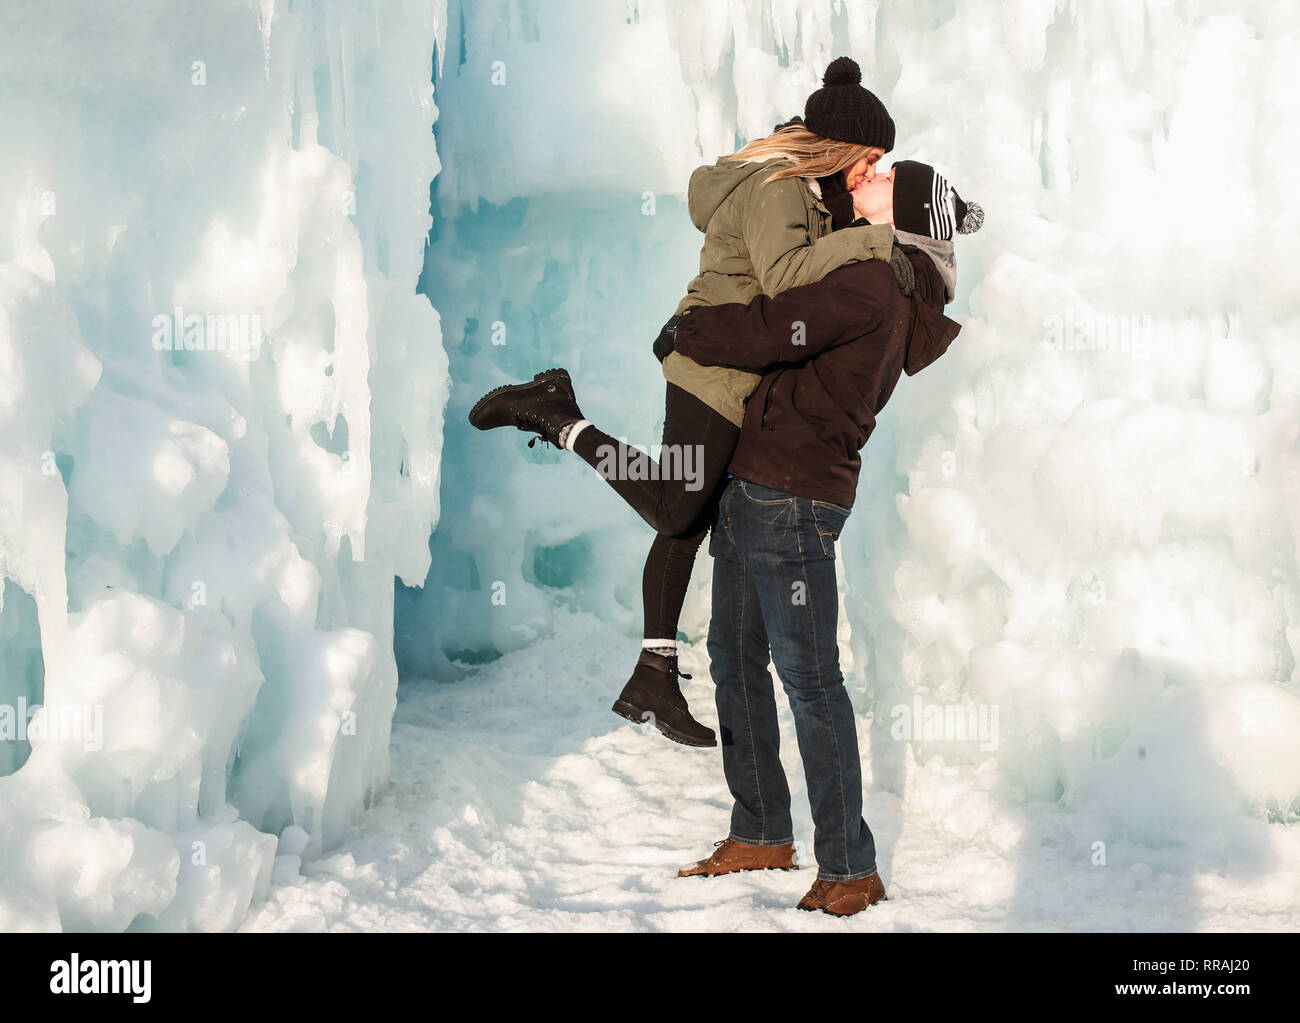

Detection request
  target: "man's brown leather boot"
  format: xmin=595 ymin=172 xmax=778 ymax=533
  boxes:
xmin=797 ymin=872 xmax=887 ymax=915
xmin=678 ymin=838 xmax=797 ymax=878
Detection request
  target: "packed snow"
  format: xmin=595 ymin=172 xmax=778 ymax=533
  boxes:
xmin=1 ymin=0 xmax=1298 ymax=931
xmin=247 ymin=614 xmax=1300 ymax=931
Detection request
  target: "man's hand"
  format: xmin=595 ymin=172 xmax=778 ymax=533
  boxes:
xmin=653 ymin=318 xmax=678 ymax=362
xmin=889 ymin=245 xmax=915 ymax=297
xmin=817 ymin=173 xmax=856 ymax=231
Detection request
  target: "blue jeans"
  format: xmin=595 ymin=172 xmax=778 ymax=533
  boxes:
xmin=707 ymin=478 xmax=876 ymax=881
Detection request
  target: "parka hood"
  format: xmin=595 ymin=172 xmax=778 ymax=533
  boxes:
xmin=685 ymin=158 xmax=786 ymax=232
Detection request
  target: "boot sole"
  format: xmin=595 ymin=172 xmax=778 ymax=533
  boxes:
xmin=467 ymin=368 xmax=572 ymax=430
xmin=611 ymin=700 xmax=717 ymax=748
xmin=680 ymin=866 xmax=798 ymax=879
xmin=798 ymin=894 xmax=888 ymax=914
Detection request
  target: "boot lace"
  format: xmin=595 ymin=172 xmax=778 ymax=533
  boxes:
xmin=516 ymin=409 xmax=553 ymax=448
xmin=645 ymin=650 xmax=692 ymax=681
xmin=664 ymin=656 xmax=692 ymax=682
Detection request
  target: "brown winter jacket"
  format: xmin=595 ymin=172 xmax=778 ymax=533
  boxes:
xmin=671 ymin=249 xmax=960 ymax=508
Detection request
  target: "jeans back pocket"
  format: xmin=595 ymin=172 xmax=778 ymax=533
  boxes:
xmin=811 ymin=500 xmax=851 ymax=559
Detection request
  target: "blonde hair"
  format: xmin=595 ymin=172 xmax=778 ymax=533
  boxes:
xmin=724 ymin=124 xmax=881 ymax=184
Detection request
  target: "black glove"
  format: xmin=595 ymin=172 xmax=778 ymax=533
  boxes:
xmin=816 ymin=172 xmax=857 ymax=231
xmin=889 ymin=245 xmax=915 ymax=297
xmin=773 ymin=115 xmax=804 ymax=132
xmin=653 ymin=315 xmax=682 ymax=362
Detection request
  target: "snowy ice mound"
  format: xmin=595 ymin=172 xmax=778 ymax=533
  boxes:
xmin=0 ymin=0 xmax=447 ymax=930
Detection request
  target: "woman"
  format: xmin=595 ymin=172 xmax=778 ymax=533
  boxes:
xmin=469 ymin=58 xmax=910 ymax=747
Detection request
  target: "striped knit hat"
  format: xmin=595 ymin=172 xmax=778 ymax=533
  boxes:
xmin=892 ymin=160 xmax=984 ymax=240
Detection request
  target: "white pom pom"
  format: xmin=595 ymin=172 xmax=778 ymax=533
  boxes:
xmin=959 ymin=202 xmax=984 ymax=234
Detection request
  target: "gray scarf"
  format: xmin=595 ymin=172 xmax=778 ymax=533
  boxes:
xmin=895 ymin=229 xmax=957 ymax=304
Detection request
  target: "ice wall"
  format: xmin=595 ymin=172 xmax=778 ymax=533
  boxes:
xmin=842 ymin=0 xmax=1300 ymax=844
xmin=0 ymin=0 xmax=447 ymax=930
xmin=407 ymin=0 xmax=1300 ymax=848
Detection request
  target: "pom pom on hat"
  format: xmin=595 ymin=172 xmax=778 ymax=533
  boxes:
xmin=822 ymin=56 xmax=862 ymax=86
xmin=958 ymin=201 xmax=985 ymax=234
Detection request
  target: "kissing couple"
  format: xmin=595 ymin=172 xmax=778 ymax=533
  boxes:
xmin=471 ymin=57 xmax=981 ymax=916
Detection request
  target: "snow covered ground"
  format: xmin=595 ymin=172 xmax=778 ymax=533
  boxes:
xmin=245 ymin=612 xmax=1299 ymax=932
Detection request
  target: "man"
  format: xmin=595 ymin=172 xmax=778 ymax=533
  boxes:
xmin=672 ymin=162 xmax=979 ymax=915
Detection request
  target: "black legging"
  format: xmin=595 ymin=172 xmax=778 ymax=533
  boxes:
xmin=571 ymin=381 xmax=739 ymax=642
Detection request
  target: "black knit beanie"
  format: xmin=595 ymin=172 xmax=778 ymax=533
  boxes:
xmin=892 ymin=160 xmax=985 ymax=240
xmin=803 ymin=57 xmax=895 ymax=152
